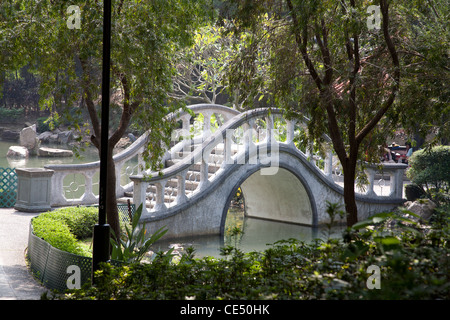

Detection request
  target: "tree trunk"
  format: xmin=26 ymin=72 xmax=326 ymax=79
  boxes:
xmin=343 ymin=159 xmax=358 ymax=226
xmin=105 ymin=148 xmax=121 ymax=240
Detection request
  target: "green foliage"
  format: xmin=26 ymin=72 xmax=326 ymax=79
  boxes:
xmin=0 ymin=0 xmax=213 ymax=238
xmin=394 ymin=1 xmax=450 ymax=145
xmin=37 ymin=206 xmax=98 ymax=239
xmin=32 ymin=216 xmax=85 ymax=257
xmin=36 ymin=116 xmax=61 ymax=133
xmin=31 ymin=206 xmax=98 ymax=256
xmin=407 ymin=146 xmax=450 ymax=199
xmin=0 ymin=107 xmax=23 ymax=123
xmin=62 ymin=206 xmax=449 ymax=300
xmin=172 ymin=24 xmax=237 ymax=105
xmin=110 ymin=204 xmax=168 ymax=263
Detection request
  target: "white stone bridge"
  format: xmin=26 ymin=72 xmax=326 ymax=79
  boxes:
xmin=43 ymin=104 xmax=407 ymax=238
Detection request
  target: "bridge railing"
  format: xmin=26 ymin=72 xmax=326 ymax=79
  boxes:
xmin=43 ymin=104 xmax=239 ymax=207
xmin=130 ymin=106 xmax=407 ymax=218
xmin=39 ymin=103 xmax=406 ymax=210
xmin=131 ymin=108 xmax=285 ymax=217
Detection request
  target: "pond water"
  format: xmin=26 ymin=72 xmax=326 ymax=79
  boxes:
xmin=0 ymin=140 xmax=100 ymax=169
xmin=1 ymin=139 xmax=343 ymax=258
xmin=152 ymin=207 xmax=345 ymax=259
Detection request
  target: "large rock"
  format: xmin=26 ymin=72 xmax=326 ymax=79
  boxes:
xmin=406 ymin=199 xmax=437 ymax=221
xmin=6 ymin=146 xmax=29 ymax=159
xmin=38 ymin=131 xmax=59 ymax=144
xmin=38 ymin=147 xmax=73 ymax=157
xmin=20 ymin=124 xmax=39 ymax=154
xmin=37 ymin=130 xmax=74 ymax=144
xmin=57 ymin=130 xmax=73 ymax=144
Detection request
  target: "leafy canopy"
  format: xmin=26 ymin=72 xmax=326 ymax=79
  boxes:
xmin=1 ymin=0 xmax=213 ymax=169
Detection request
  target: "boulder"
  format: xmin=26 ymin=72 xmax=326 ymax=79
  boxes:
xmin=38 ymin=147 xmax=73 ymax=157
xmin=38 ymin=131 xmax=59 ymax=144
xmin=37 ymin=130 xmax=74 ymax=145
xmin=406 ymin=199 xmax=437 ymax=221
xmin=57 ymin=130 xmax=73 ymax=144
xmin=20 ymin=124 xmax=39 ymax=154
xmin=6 ymin=146 xmax=29 ymax=159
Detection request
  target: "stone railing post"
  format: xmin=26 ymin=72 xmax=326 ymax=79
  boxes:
xmin=81 ymin=170 xmax=98 ymax=203
xmin=15 ymin=168 xmax=53 ymax=212
xmin=154 ymin=180 xmax=167 ymax=212
xmin=388 ymin=165 xmax=406 ymax=198
xmin=130 ymin=177 xmax=149 ymax=217
xmin=202 ymin=111 xmax=213 ymax=139
xmin=285 ymin=119 xmax=296 ymax=147
xmin=364 ymin=167 xmax=377 ymax=197
xmin=244 ymin=119 xmax=257 ymax=164
xmin=49 ymin=170 xmax=67 ymax=206
xmin=224 ymin=128 xmax=234 ymax=165
xmin=198 ymin=148 xmax=211 ymax=191
xmin=115 ymin=162 xmax=125 ymax=197
xmin=324 ymin=149 xmax=334 ymax=179
xmin=175 ymin=169 xmax=189 ymax=205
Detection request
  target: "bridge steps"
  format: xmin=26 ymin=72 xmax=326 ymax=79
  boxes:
xmin=117 ymin=147 xmax=224 ymax=210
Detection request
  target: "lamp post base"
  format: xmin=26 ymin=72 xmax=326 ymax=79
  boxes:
xmin=92 ymin=224 xmax=110 ymax=284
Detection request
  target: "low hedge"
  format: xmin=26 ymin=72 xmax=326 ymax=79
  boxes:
xmin=31 ymin=207 xmax=98 ymax=257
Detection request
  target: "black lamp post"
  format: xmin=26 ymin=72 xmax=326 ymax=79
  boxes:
xmin=92 ymin=0 xmax=112 ymax=282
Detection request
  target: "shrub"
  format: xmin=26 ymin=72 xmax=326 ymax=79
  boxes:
xmin=32 ymin=216 xmax=85 ymax=256
xmin=37 ymin=207 xmax=98 ymax=239
xmin=31 ymin=206 xmax=98 ymax=256
xmin=36 ymin=116 xmax=60 ymax=132
xmin=110 ymin=204 xmax=167 ymax=263
xmin=407 ymin=146 xmax=450 ymax=199
xmin=0 ymin=107 xmax=24 ymax=123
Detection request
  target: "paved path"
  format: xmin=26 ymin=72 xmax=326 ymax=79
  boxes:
xmin=0 ymin=208 xmax=48 ymax=300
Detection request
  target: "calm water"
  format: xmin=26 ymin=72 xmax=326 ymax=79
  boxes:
xmin=0 ymin=140 xmax=99 ymax=169
xmin=153 ymin=207 xmax=345 ymax=259
xmin=1 ymin=139 xmax=342 ymax=258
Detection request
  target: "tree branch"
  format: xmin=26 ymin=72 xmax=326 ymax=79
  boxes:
xmin=356 ymin=0 xmax=400 ymax=144
xmin=79 ymin=58 xmax=101 ymax=149
xmin=109 ymin=71 xmax=140 ymax=148
xmin=286 ymin=0 xmax=323 ymax=90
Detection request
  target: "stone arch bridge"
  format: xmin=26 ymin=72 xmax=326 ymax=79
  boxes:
xmin=41 ymin=104 xmax=406 ymax=239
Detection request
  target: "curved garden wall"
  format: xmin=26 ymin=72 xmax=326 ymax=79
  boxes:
xmin=27 ymin=223 xmax=121 ymax=292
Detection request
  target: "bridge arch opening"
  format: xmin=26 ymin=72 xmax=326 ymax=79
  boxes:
xmin=221 ymin=166 xmax=317 ymax=235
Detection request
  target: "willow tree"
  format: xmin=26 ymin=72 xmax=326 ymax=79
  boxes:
xmin=221 ymin=0 xmax=401 ymax=226
xmin=0 ymin=0 xmax=211 ymax=237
